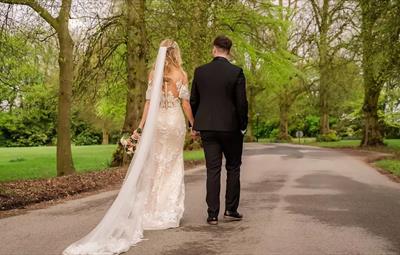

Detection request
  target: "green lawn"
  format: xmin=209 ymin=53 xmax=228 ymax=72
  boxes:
xmin=183 ymin=149 xmax=205 ymax=161
xmin=0 ymin=145 xmax=204 ymax=182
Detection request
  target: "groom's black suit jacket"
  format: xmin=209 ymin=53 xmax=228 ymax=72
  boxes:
xmin=190 ymin=56 xmax=248 ymax=132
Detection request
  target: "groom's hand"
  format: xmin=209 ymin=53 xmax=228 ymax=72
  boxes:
xmin=190 ymin=128 xmax=200 ymax=139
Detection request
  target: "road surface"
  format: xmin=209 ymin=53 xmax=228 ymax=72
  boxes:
xmin=1 ymin=143 xmax=400 ymax=255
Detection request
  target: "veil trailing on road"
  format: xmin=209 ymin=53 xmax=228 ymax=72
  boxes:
xmin=62 ymin=47 xmax=167 ymax=255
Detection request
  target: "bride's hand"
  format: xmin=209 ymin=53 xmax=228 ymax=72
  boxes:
xmin=131 ymin=129 xmax=141 ymax=140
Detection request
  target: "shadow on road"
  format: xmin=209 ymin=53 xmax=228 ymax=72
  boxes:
xmin=285 ymin=173 xmax=400 ymax=253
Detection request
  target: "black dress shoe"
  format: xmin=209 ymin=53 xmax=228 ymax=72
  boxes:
xmin=207 ymin=216 xmax=218 ymax=225
xmin=223 ymin=211 xmax=243 ymax=221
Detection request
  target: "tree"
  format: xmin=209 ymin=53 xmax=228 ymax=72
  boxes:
xmin=71 ymin=0 xmax=148 ymax=166
xmin=215 ymin=0 xmax=293 ymax=140
xmin=109 ymin=0 xmax=148 ymax=166
xmin=123 ymin=0 xmax=147 ymax=133
xmin=308 ymin=0 xmax=357 ymax=136
xmin=274 ymin=0 xmax=305 ymax=141
xmin=0 ymin=0 xmax=75 ymax=175
xmin=359 ymin=0 xmax=400 ymax=146
xmin=0 ymin=32 xmax=43 ymax=113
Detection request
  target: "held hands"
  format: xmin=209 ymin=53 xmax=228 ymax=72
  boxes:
xmin=190 ymin=127 xmax=200 ymax=139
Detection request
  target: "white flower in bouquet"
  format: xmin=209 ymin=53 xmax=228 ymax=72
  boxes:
xmin=119 ymin=128 xmax=142 ymax=155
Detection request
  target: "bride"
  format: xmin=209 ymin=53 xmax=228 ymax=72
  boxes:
xmin=62 ymin=39 xmax=195 ymax=255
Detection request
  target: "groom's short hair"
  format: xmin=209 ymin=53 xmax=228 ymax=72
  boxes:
xmin=213 ymin=35 xmax=232 ymax=53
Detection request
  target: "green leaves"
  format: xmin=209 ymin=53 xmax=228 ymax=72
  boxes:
xmin=0 ymin=32 xmax=45 ymax=111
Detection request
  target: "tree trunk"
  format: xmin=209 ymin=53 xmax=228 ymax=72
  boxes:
xmin=187 ymin=1 xmax=211 ymax=71
xmin=361 ymin=86 xmax=384 ymax=146
xmin=56 ymin=16 xmax=75 ymax=176
xmin=102 ymin=126 xmax=109 ymax=145
xmin=318 ymin=0 xmax=330 ymax=135
xmin=319 ymin=87 xmax=330 ymax=134
xmin=360 ymin=7 xmax=384 ymax=146
xmin=246 ymin=85 xmax=255 ymax=141
xmin=191 ymin=3 xmax=204 ymax=68
xmin=111 ymin=0 xmax=147 ymax=166
xmin=319 ymin=59 xmax=330 ymax=134
xmin=122 ymin=0 xmax=147 ymax=133
xmin=278 ymin=96 xmax=291 ymax=141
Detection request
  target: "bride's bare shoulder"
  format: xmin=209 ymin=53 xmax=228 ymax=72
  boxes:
xmin=168 ymin=69 xmax=187 ymax=83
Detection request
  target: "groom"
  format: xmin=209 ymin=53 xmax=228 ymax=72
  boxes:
xmin=190 ymin=35 xmax=248 ymax=225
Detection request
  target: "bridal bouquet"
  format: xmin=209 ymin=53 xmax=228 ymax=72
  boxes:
xmin=120 ymin=128 xmax=142 ymax=155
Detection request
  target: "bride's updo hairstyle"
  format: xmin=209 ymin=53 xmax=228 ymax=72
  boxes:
xmin=159 ymin=39 xmax=185 ymax=80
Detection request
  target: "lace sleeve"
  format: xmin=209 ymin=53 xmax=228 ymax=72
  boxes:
xmin=178 ymin=83 xmax=190 ymax=101
xmin=145 ymin=80 xmax=152 ymax=100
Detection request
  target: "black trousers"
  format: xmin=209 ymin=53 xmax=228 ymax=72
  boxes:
xmin=200 ymin=130 xmax=244 ymax=218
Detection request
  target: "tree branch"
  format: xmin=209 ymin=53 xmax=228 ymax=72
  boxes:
xmin=309 ymin=0 xmax=322 ymax=31
xmin=0 ymin=0 xmax=58 ymax=30
xmin=58 ymin=0 xmax=72 ymax=23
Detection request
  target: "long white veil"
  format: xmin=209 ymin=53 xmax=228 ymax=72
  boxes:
xmin=62 ymin=47 xmax=167 ymax=255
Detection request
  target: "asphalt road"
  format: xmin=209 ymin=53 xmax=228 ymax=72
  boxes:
xmin=1 ymin=143 xmax=400 ymax=255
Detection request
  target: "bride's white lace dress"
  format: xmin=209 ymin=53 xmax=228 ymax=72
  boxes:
xmin=142 ymin=79 xmax=189 ymax=230
xmin=62 ymin=47 xmax=189 ymax=255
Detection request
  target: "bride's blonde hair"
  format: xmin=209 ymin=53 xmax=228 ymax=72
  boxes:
xmin=161 ymin=39 xmax=182 ymax=72
xmin=150 ymin=39 xmax=185 ymax=82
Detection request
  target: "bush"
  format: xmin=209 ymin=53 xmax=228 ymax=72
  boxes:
xmin=316 ymin=130 xmax=341 ymax=142
xmin=71 ymin=114 xmax=102 ymax=145
xmin=384 ymin=124 xmax=400 ymax=139
xmin=0 ymin=82 xmax=57 ymax=147
xmin=0 ymin=111 xmax=56 ymax=147
xmin=269 ymin=128 xmax=279 ymax=139
xmin=252 ymin=120 xmax=278 ymax=139
xmin=303 ymin=115 xmax=320 ymax=137
xmin=109 ymin=131 xmax=123 ymax=144
xmin=73 ymin=130 xmax=102 ymax=146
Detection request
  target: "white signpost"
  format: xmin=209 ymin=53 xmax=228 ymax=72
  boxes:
xmin=296 ymin=130 xmax=304 ymax=144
